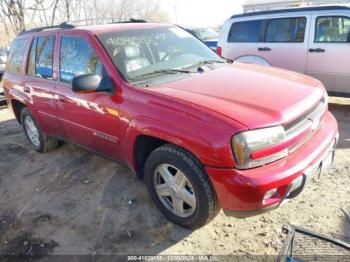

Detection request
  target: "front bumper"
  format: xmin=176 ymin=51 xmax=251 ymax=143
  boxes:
xmin=206 ymin=111 xmax=338 ymax=217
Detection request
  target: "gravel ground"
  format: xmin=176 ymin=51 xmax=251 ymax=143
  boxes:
xmin=0 ymin=97 xmax=349 ymax=259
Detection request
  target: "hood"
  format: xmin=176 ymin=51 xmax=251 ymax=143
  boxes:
xmin=148 ymin=63 xmax=324 ymax=129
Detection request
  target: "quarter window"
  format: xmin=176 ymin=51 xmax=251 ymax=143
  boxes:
xmin=265 ymin=17 xmax=306 ymax=42
xmin=59 ymin=36 xmax=103 ymax=83
xmin=228 ymin=20 xmax=263 ymax=42
xmin=6 ymin=39 xmax=28 ymax=74
xmin=315 ymin=16 xmax=350 ymax=43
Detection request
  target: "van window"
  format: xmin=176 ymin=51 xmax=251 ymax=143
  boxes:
xmin=315 ymin=16 xmax=350 ymax=43
xmin=265 ymin=17 xmax=306 ymax=42
xmin=228 ymin=20 xmax=263 ymax=42
xmin=6 ymin=39 xmax=28 ymax=74
xmin=27 ymin=36 xmax=54 ymax=79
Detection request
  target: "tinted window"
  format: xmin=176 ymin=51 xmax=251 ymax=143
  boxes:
xmin=60 ymin=36 xmax=103 ymax=83
xmin=265 ymin=17 xmax=306 ymax=42
xmin=6 ymin=39 xmax=28 ymax=74
xmin=228 ymin=20 xmax=263 ymax=42
xmin=36 ymin=36 xmax=54 ymax=78
xmin=27 ymin=36 xmax=54 ymax=79
xmin=315 ymin=16 xmax=350 ymax=43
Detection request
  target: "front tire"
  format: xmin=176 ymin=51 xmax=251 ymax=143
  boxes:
xmin=21 ymin=107 xmax=58 ymax=153
xmin=144 ymin=144 xmax=220 ymax=229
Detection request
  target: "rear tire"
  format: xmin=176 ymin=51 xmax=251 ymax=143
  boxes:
xmin=144 ymin=144 xmax=220 ymax=229
xmin=21 ymin=107 xmax=58 ymax=153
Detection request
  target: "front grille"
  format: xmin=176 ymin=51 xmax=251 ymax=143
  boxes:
xmin=284 ymin=99 xmax=327 ymax=153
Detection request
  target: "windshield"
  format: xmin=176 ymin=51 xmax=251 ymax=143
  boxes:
xmin=193 ymin=28 xmax=219 ymax=41
xmin=98 ymin=26 xmax=222 ymax=82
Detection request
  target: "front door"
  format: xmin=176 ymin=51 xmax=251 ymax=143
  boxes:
xmin=257 ymin=16 xmax=310 ymax=73
xmin=55 ymin=34 xmax=121 ymax=159
xmin=307 ymin=14 xmax=350 ymax=95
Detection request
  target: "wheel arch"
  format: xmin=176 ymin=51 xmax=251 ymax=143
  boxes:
xmin=234 ymin=55 xmax=271 ymax=66
xmin=11 ymin=99 xmax=27 ymax=124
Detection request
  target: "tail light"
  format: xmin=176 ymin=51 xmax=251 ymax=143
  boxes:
xmin=216 ymin=46 xmax=222 ymax=56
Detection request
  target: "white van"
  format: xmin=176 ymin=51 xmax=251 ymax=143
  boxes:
xmin=218 ymin=6 xmax=350 ymax=97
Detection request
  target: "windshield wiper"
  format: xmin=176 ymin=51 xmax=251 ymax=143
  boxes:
xmin=195 ymin=59 xmax=226 ymax=66
xmin=135 ymin=69 xmax=193 ymax=78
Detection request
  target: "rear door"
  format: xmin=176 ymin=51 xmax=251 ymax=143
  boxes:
xmin=307 ymin=13 xmax=350 ymax=95
xmin=23 ymin=35 xmax=60 ymax=136
xmin=257 ymin=15 xmax=310 ymax=73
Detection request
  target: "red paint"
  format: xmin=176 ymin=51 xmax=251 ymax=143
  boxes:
xmin=3 ymin=24 xmax=338 ymax=216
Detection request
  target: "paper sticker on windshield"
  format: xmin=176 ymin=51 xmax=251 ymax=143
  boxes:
xmin=169 ymin=28 xmax=192 ymax=38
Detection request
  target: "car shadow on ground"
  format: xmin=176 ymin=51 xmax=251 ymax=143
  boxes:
xmin=0 ymin=118 xmax=192 ymax=256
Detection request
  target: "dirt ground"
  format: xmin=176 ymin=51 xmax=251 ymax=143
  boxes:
xmin=0 ymin=97 xmax=349 ymax=259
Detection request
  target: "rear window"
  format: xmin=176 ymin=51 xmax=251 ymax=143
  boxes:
xmin=227 ymin=20 xmax=263 ymax=42
xmin=6 ymin=38 xmax=28 ymax=74
xmin=265 ymin=17 xmax=306 ymax=42
xmin=27 ymin=36 xmax=55 ymax=79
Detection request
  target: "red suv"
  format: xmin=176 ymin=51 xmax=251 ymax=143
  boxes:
xmin=3 ymin=22 xmax=338 ymax=229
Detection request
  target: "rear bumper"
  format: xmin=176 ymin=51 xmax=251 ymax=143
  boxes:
xmin=206 ymin=111 xmax=338 ymax=217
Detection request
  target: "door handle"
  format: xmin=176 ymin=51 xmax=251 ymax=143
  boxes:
xmin=309 ymin=48 xmax=325 ymax=53
xmin=23 ymin=86 xmax=30 ymax=93
xmin=258 ymin=47 xmax=271 ymax=52
xmin=57 ymin=95 xmax=66 ymax=103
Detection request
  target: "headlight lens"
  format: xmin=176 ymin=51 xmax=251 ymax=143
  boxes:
xmin=232 ymin=126 xmax=288 ymax=169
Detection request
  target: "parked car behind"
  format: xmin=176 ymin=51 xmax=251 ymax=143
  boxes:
xmin=0 ymin=48 xmax=8 ymax=76
xmin=218 ymin=5 xmax=350 ymax=97
xmin=3 ymin=22 xmax=338 ymax=229
xmin=185 ymin=27 xmax=218 ymax=50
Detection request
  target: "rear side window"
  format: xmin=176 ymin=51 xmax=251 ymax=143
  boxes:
xmin=265 ymin=17 xmax=306 ymax=42
xmin=59 ymin=36 xmax=103 ymax=83
xmin=6 ymin=39 xmax=28 ymax=74
xmin=27 ymin=36 xmax=55 ymax=79
xmin=315 ymin=16 xmax=350 ymax=43
xmin=228 ymin=20 xmax=263 ymax=42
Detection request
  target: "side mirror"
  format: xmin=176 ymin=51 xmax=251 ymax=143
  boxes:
xmin=72 ymin=74 xmax=101 ymax=93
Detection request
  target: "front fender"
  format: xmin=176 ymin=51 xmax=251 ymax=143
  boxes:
xmin=122 ymin=115 xmax=238 ymax=172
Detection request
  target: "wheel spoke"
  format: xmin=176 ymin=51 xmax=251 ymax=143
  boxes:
xmin=173 ymin=171 xmax=187 ymax=190
xmin=178 ymin=189 xmax=196 ymax=208
xmin=172 ymin=197 xmax=184 ymax=216
xmin=155 ymin=183 xmax=172 ymax=197
xmin=158 ymin=165 xmax=174 ymax=184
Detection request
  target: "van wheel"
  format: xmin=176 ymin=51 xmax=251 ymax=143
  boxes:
xmin=144 ymin=144 xmax=220 ymax=229
xmin=21 ymin=107 xmax=58 ymax=152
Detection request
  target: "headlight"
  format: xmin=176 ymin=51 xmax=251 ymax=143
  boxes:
xmin=231 ymin=126 xmax=288 ymax=169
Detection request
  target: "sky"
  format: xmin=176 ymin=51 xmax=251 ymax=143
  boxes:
xmin=161 ymin=0 xmax=245 ymax=27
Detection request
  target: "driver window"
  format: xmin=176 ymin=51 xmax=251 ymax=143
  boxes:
xmin=315 ymin=16 xmax=350 ymax=43
xmin=59 ymin=36 xmax=112 ymax=89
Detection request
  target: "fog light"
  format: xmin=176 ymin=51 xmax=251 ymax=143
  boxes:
xmin=264 ymin=188 xmax=278 ymax=199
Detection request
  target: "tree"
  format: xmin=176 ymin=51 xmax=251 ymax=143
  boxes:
xmin=0 ymin=0 xmax=170 ymax=47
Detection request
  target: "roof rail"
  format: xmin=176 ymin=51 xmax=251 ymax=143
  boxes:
xmin=110 ymin=18 xmax=147 ymax=24
xmin=19 ymin=22 xmax=74 ymax=35
xmin=231 ymin=5 xmax=350 ymax=19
